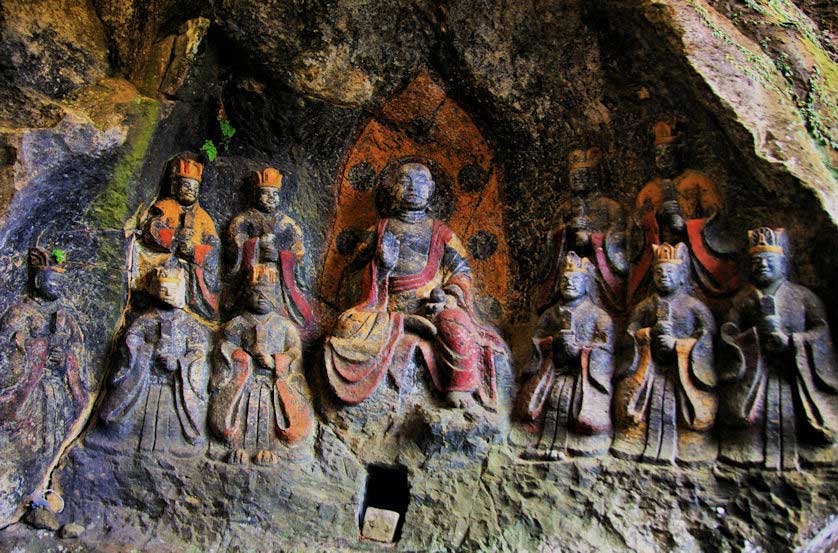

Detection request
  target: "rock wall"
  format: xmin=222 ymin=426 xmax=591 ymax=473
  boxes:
xmin=0 ymin=0 xmax=836 ymax=551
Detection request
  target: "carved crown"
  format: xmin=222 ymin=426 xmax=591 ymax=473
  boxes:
xmin=652 ymin=242 xmax=687 ymax=265
xmin=173 ymin=158 xmax=203 ymax=181
xmin=561 ymin=251 xmax=595 ymax=274
xmin=653 ymin=120 xmax=677 ymax=146
xmin=748 ymin=227 xmax=785 ymax=255
xmin=568 ymin=148 xmax=602 ymax=171
xmin=255 ymin=167 xmax=283 ymax=188
xmin=250 ymin=263 xmax=278 ymax=287
xmin=155 ymin=261 xmax=186 ymax=284
xmin=28 ymin=247 xmax=65 ymax=273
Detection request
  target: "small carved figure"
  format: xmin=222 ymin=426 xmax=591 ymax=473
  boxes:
xmin=612 ymin=242 xmax=718 ymax=464
xmin=209 ymin=264 xmax=313 ymax=465
xmin=140 ymin=157 xmax=220 ymax=320
xmin=539 ymin=148 xmax=627 ymax=313
xmin=0 ymin=248 xmax=89 ymax=458
xmin=628 ymin=122 xmax=739 ymax=305
xmin=325 ymin=162 xmax=506 ymax=411
xmin=227 ymin=167 xmax=312 ymax=328
xmin=719 ymin=227 xmax=838 ymax=470
xmin=519 ymin=252 xmax=615 ymax=458
xmin=88 ymin=262 xmax=209 ymax=457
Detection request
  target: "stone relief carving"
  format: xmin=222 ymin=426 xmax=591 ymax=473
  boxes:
xmin=519 ymin=252 xmax=615 ymax=458
xmin=612 ymin=243 xmax=718 ymax=464
xmin=227 ymin=167 xmax=313 ymax=329
xmin=538 ymin=148 xmax=628 ymax=313
xmin=209 ymin=263 xmax=313 ymax=464
xmin=324 ymin=162 xmax=507 ymax=412
xmin=86 ymin=261 xmax=209 ymax=458
xmin=718 ymin=227 xmax=838 ymax=470
xmin=628 ymin=122 xmax=740 ymax=306
xmin=138 ymin=157 xmax=220 ymax=321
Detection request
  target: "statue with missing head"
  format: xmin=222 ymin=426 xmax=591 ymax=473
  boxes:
xmin=718 ymin=227 xmax=838 ymax=470
xmin=324 ymin=161 xmax=506 ymax=412
xmin=87 ymin=261 xmax=209 ymax=458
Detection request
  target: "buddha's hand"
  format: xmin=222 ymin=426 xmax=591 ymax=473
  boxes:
xmin=379 ymin=231 xmax=401 ymax=271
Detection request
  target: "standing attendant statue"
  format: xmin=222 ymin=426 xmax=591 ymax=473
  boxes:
xmin=612 ymin=242 xmax=718 ymax=464
xmin=719 ymin=227 xmax=838 ymax=470
xmin=210 ymin=263 xmax=313 ymax=465
xmin=0 ymin=247 xmax=88 ymax=458
xmin=325 ymin=162 xmax=506 ymax=411
xmin=227 ymin=167 xmax=312 ymax=328
xmin=140 ymin=157 xmax=220 ymax=320
xmin=518 ymin=252 xmax=615 ymax=458
xmin=88 ymin=262 xmax=209 ymax=458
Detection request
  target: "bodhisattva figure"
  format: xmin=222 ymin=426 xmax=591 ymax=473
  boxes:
xmin=325 ymin=162 xmax=506 ymax=411
xmin=629 ymin=121 xmax=739 ymax=305
xmin=0 ymin=248 xmax=89 ymax=458
xmin=612 ymin=242 xmax=718 ymax=464
xmin=209 ymin=264 xmax=313 ymax=465
xmin=88 ymin=261 xmax=209 ymax=458
xmin=518 ymin=252 xmax=615 ymax=458
xmin=141 ymin=157 xmax=220 ymax=320
xmin=538 ymin=148 xmax=627 ymax=313
xmin=719 ymin=227 xmax=838 ymax=470
xmin=227 ymin=167 xmax=312 ymax=328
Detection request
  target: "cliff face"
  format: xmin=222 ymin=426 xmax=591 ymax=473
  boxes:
xmin=0 ymin=1 xmax=836 ymax=551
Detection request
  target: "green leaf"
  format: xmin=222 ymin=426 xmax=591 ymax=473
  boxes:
xmin=218 ymin=116 xmax=236 ymax=140
xmin=201 ymin=139 xmax=218 ymax=162
xmin=52 ymin=249 xmax=66 ymax=264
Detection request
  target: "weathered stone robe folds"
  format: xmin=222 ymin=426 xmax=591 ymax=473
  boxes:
xmin=209 ymin=311 xmax=312 ymax=451
xmin=612 ymin=291 xmax=718 ymax=464
xmin=325 ymin=219 xmax=505 ymax=408
xmin=630 ymin=171 xmax=740 ymax=305
xmin=719 ymin=281 xmax=838 ymax=469
xmin=141 ymin=198 xmax=220 ymax=320
xmin=0 ymin=297 xmax=87 ymax=457
xmin=518 ymin=297 xmax=615 ymax=457
xmin=539 ymin=195 xmax=628 ymax=313
xmin=89 ymin=308 xmax=209 ymax=458
xmin=228 ymin=209 xmax=312 ymax=327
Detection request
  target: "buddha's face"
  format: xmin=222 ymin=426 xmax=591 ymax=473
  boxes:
xmin=559 ymin=270 xmax=587 ymax=302
xmin=751 ymin=252 xmax=784 ymax=288
xmin=569 ymin=167 xmax=596 ymax=194
xmin=653 ymin=262 xmax=682 ymax=294
xmin=654 ymin=144 xmax=677 ymax=175
xmin=157 ymin=277 xmax=187 ymax=309
xmin=394 ymin=163 xmax=434 ymax=211
xmin=174 ymin=177 xmax=200 ymax=206
xmin=35 ymin=269 xmax=64 ymax=301
xmin=249 ymin=286 xmax=275 ymax=314
xmin=257 ymin=186 xmax=281 ymax=212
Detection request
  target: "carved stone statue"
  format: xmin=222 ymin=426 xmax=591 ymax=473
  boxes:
xmin=719 ymin=227 xmax=838 ymax=470
xmin=0 ymin=247 xmax=89 ymax=459
xmin=87 ymin=262 xmax=209 ymax=458
xmin=227 ymin=167 xmax=312 ymax=328
xmin=209 ymin=263 xmax=313 ymax=465
xmin=325 ymin=162 xmax=506 ymax=411
xmin=628 ymin=122 xmax=739 ymax=305
xmin=518 ymin=252 xmax=615 ymax=458
xmin=612 ymin=242 xmax=718 ymax=464
xmin=140 ymin=157 xmax=220 ymax=320
xmin=539 ymin=148 xmax=627 ymax=313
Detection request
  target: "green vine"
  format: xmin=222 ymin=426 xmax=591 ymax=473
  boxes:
xmin=201 ymin=115 xmax=237 ymax=162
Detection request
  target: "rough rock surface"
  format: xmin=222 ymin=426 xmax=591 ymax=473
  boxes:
xmin=0 ymin=0 xmax=836 ymax=551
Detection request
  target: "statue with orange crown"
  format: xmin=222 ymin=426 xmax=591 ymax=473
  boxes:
xmin=226 ymin=167 xmax=313 ymax=332
xmin=135 ymin=156 xmax=220 ymax=321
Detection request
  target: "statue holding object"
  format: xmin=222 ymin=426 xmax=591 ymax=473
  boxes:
xmin=324 ymin=162 xmax=506 ymax=412
xmin=612 ymin=242 xmax=718 ymax=464
xmin=718 ymin=227 xmax=838 ymax=470
xmin=518 ymin=252 xmax=615 ymax=458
